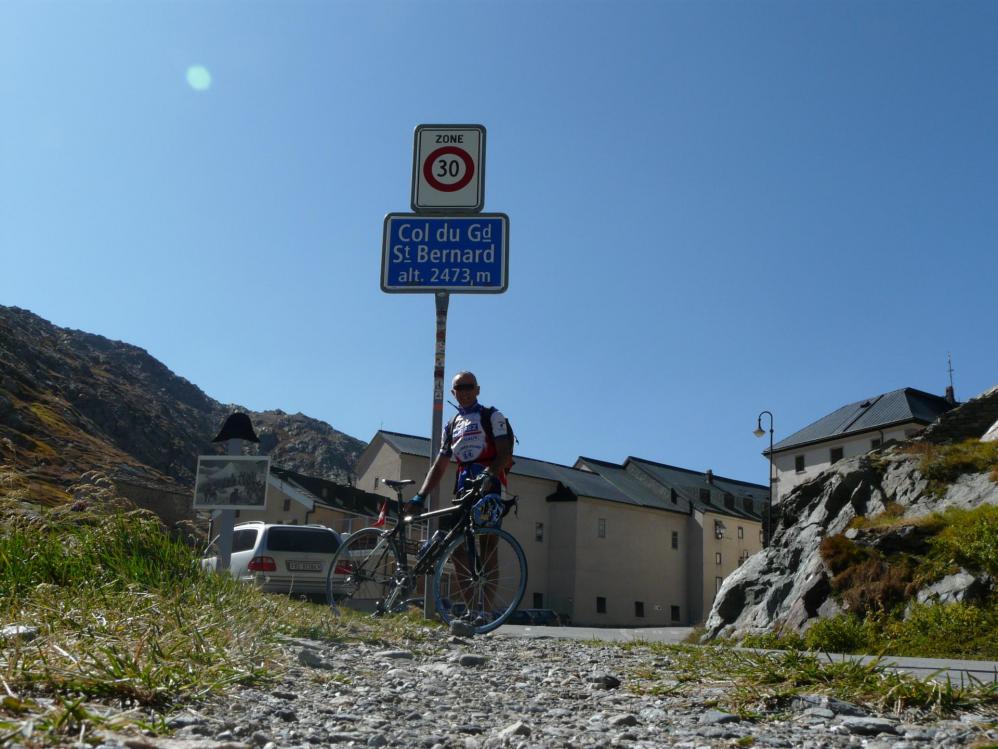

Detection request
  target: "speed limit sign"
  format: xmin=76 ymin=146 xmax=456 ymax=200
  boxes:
xmin=411 ymin=124 xmax=485 ymax=213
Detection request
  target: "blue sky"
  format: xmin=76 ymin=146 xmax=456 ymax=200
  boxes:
xmin=2 ymin=0 xmax=996 ymax=487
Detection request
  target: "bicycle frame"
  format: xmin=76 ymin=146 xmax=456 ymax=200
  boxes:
xmin=384 ymin=479 xmax=486 ymax=580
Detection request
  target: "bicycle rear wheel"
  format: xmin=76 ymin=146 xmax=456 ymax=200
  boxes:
xmin=326 ymin=528 xmax=401 ymax=614
xmin=432 ymin=527 xmax=527 ymax=634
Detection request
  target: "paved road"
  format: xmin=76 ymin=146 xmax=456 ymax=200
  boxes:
xmin=497 ymin=624 xmax=998 ymax=684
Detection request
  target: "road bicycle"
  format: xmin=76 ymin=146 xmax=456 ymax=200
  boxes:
xmin=326 ymin=472 xmax=527 ymax=634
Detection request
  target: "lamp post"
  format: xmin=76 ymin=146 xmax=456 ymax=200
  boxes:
xmin=754 ymin=411 xmax=774 ymax=547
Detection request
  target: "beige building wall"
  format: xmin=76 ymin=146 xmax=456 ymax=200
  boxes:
xmin=501 ymin=473 xmax=553 ymax=611
xmin=546 ymin=500 xmax=578 ymax=621
xmin=570 ymin=497 xmax=687 ymax=627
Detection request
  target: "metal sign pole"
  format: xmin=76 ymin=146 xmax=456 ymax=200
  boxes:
xmin=215 ymin=438 xmax=241 ymax=572
xmin=424 ymin=290 xmax=449 ymax=618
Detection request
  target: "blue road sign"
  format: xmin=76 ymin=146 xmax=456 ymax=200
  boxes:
xmin=381 ymin=213 xmax=509 ymax=293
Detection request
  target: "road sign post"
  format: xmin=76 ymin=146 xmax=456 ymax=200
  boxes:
xmin=381 ymin=124 xmax=507 ymax=622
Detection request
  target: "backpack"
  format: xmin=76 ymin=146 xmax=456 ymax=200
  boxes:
xmin=446 ymin=406 xmax=517 ymax=473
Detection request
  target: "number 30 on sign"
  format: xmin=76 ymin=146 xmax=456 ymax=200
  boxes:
xmin=411 ymin=124 xmax=485 ymax=213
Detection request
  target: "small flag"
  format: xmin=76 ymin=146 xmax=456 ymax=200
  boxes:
xmin=372 ymin=500 xmax=387 ymax=528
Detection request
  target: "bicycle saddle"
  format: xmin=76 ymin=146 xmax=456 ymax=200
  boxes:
xmin=382 ymin=479 xmax=415 ymax=490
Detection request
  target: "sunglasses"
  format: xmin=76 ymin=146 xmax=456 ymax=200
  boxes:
xmin=453 ymin=383 xmax=477 ymax=391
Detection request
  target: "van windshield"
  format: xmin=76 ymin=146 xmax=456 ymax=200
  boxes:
xmin=266 ymin=528 xmax=338 ymax=554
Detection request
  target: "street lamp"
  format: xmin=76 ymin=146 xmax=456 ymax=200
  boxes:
xmin=754 ymin=411 xmax=774 ymax=547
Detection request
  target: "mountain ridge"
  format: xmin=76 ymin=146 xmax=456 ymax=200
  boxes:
xmin=0 ymin=305 xmax=366 ymax=503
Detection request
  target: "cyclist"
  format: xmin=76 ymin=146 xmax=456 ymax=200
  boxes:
xmin=407 ymin=372 xmax=511 ymax=621
xmin=408 ymin=371 xmax=512 ymax=515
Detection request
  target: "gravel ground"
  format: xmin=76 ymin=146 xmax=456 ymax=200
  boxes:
xmin=89 ymin=626 xmax=997 ymax=749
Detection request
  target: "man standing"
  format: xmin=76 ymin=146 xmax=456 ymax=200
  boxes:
xmin=409 ymin=371 xmax=512 ymax=510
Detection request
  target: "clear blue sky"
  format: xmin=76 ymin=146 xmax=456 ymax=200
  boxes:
xmin=2 ymin=0 xmax=996 ymax=487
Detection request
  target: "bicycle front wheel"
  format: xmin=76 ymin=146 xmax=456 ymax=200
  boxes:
xmin=432 ymin=527 xmax=527 ymax=634
xmin=326 ymin=528 xmax=401 ymax=614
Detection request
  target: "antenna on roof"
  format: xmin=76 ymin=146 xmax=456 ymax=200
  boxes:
xmin=945 ymin=353 xmax=956 ymax=405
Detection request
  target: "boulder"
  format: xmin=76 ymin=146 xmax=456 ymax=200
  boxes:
xmin=912 ymin=569 xmax=989 ymax=608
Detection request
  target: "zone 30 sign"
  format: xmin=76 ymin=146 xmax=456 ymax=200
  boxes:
xmin=411 ymin=125 xmax=485 ymax=213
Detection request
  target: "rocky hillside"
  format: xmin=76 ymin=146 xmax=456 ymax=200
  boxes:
xmin=0 ymin=305 xmax=366 ymax=503
xmin=703 ymin=384 xmax=998 ymax=641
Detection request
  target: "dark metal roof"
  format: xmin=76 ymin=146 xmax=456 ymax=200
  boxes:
xmin=770 ymin=388 xmax=956 ymax=454
xmin=270 ymin=466 xmax=382 ymax=516
xmin=623 ymin=458 xmax=767 ymax=520
xmin=575 ymin=457 xmax=688 ymax=514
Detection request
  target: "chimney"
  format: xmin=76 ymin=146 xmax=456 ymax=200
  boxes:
xmin=705 ymin=469 xmax=714 ymax=484
xmin=945 ymin=385 xmax=956 ymax=405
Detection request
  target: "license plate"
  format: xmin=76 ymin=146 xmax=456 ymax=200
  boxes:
xmin=286 ymin=560 xmax=322 ymax=572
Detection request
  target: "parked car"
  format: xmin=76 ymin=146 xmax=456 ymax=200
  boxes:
xmin=202 ymin=522 xmax=341 ymax=601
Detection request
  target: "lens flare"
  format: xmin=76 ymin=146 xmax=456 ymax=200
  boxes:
xmin=186 ymin=65 xmax=212 ymax=91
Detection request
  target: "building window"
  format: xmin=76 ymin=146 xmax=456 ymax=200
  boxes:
xmin=871 ymin=438 xmax=882 ymax=449
xmin=670 ymin=488 xmax=678 ymax=504
xmin=739 ymin=549 xmax=750 ymax=565
xmin=699 ymin=488 xmax=711 ymax=502
xmin=723 ymin=493 xmax=735 ymax=509
xmin=535 ymin=522 xmax=544 ymax=542
xmin=635 ymin=601 xmax=644 ymax=618
xmin=234 ymin=509 xmax=240 ymax=518
xmin=322 ymin=487 xmax=329 ymax=499
xmin=737 ymin=526 xmax=744 ymax=539
xmin=743 ymin=497 xmax=753 ymax=512
xmin=715 ymin=552 xmax=722 ymax=565
xmin=671 ymin=530 xmax=679 ymax=550
xmin=282 ymin=498 xmax=291 ymax=512
xmin=714 ymin=520 xmax=725 ymax=539
xmin=795 ymin=455 xmax=805 ymax=473
xmin=760 ymin=529 xmax=764 ymax=543
xmin=596 ymin=597 xmax=607 ymax=614
xmin=533 ymin=592 xmax=543 ymax=608
xmin=715 ymin=576 xmax=723 ymax=593
xmin=597 ymin=518 xmax=606 ymax=538
xmin=670 ymin=605 xmax=680 ymax=622
xmin=830 ymin=447 xmax=844 ymax=464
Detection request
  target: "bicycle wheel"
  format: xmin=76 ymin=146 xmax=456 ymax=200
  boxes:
xmin=432 ymin=527 xmax=527 ymax=634
xmin=326 ymin=528 xmax=401 ymax=614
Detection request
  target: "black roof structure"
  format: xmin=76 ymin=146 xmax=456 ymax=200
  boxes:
xmin=270 ymin=466 xmax=382 ymax=516
xmin=768 ymin=387 xmax=956 ymax=455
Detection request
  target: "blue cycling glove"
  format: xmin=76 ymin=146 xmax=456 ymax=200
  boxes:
xmin=409 ymin=493 xmax=426 ymax=508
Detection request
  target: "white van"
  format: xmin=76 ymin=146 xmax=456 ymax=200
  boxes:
xmin=203 ymin=522 xmax=342 ymax=600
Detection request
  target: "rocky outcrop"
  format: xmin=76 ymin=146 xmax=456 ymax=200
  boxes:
xmin=921 ymin=384 xmax=998 ymax=444
xmin=0 ymin=305 xmax=366 ymax=503
xmin=703 ymin=384 xmax=998 ymax=641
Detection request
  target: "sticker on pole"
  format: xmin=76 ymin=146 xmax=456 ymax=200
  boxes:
xmin=412 ymin=124 xmax=485 ymax=213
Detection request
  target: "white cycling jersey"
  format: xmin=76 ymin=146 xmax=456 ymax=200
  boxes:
xmin=441 ymin=404 xmax=509 ymax=466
